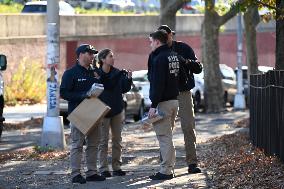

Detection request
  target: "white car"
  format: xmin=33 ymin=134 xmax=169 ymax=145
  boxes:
xmin=192 ymin=64 xmax=237 ymax=109
xmin=192 ymin=73 xmax=204 ymax=109
xmin=21 ymin=1 xmax=75 ymax=15
xmin=235 ymin=65 xmax=274 ymax=104
xmin=132 ymin=70 xmax=151 ymax=109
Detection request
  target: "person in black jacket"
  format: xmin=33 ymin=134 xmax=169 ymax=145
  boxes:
xmin=96 ymin=48 xmax=132 ymax=177
xmin=60 ymin=44 xmax=106 ymax=184
xmin=147 ymin=30 xmax=180 ymax=180
xmin=158 ymin=25 xmax=203 ymax=174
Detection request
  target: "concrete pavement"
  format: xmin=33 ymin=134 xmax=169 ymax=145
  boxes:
xmin=3 ymin=104 xmax=46 ymax=123
xmin=0 ymin=107 xmax=248 ymax=188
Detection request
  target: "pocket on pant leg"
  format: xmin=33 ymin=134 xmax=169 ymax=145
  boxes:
xmin=71 ymin=125 xmax=84 ymax=147
xmin=153 ymin=117 xmax=172 ymax=136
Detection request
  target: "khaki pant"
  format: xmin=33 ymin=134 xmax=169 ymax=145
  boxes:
xmin=153 ymin=100 xmax=179 ymax=175
xmin=177 ymin=91 xmax=197 ymax=165
xmin=70 ymin=123 xmax=100 ymax=178
xmin=98 ymin=112 xmax=124 ymax=172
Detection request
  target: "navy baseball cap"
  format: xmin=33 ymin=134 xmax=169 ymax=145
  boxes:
xmin=158 ymin=25 xmax=176 ymax=35
xmin=76 ymin=44 xmax=98 ymax=57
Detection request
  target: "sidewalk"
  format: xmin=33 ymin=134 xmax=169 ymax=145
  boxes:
xmin=3 ymin=104 xmax=46 ymax=123
xmin=0 ymin=109 xmax=248 ymax=189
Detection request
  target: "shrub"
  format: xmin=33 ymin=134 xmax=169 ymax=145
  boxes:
xmin=4 ymin=58 xmax=46 ymax=105
xmin=0 ymin=2 xmax=23 ymax=13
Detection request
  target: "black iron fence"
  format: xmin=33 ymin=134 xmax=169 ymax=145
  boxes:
xmin=250 ymin=70 xmax=284 ymax=162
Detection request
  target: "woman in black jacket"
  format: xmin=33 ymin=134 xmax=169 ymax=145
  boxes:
xmin=97 ymin=48 xmax=132 ymax=177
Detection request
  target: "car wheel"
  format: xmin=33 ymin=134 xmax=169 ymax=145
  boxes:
xmin=224 ymin=91 xmax=228 ymax=105
xmin=61 ymin=112 xmax=70 ymax=125
xmin=0 ymin=122 xmax=2 ymax=138
xmin=133 ymin=103 xmax=144 ymax=122
xmin=193 ymin=91 xmax=201 ymax=110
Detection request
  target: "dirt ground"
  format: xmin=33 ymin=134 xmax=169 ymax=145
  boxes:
xmin=1 ymin=111 xmax=283 ymax=189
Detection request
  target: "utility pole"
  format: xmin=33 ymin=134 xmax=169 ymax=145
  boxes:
xmin=234 ymin=12 xmax=246 ymax=109
xmin=41 ymin=0 xmax=66 ymax=149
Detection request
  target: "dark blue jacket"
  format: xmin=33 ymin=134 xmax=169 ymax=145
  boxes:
xmin=98 ymin=66 xmax=132 ymax=118
xmin=171 ymin=41 xmax=203 ymax=91
xmin=148 ymin=45 xmax=180 ymax=108
xmin=60 ymin=63 xmax=101 ymax=114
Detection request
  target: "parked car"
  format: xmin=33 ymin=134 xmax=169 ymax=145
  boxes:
xmin=21 ymin=1 xmax=75 ymax=15
xmin=0 ymin=55 xmax=7 ymax=138
xmin=132 ymin=0 xmax=160 ymax=13
xmin=59 ymin=98 xmax=69 ymax=125
xmin=192 ymin=64 xmax=237 ymax=109
xmin=123 ymin=83 xmax=144 ymax=121
xmin=191 ymin=73 xmax=204 ymax=109
xmin=180 ymin=0 xmax=204 ymax=14
xmin=132 ymin=70 xmax=151 ymax=109
xmin=235 ymin=65 xmax=274 ymax=104
xmin=60 ymin=83 xmax=144 ymax=124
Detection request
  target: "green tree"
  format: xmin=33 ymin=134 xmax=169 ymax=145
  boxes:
xmin=241 ymin=0 xmax=283 ymax=70
xmin=159 ymin=0 xmax=282 ymax=112
xmin=201 ymin=1 xmax=243 ymax=112
xmin=159 ymin=0 xmax=185 ymax=29
xmin=244 ymin=5 xmax=260 ymax=75
xmin=159 ymin=0 xmax=243 ymax=112
xmin=275 ymin=0 xmax=284 ymax=70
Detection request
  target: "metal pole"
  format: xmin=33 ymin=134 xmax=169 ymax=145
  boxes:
xmin=234 ymin=12 xmax=246 ymax=109
xmin=41 ymin=0 xmax=66 ymax=149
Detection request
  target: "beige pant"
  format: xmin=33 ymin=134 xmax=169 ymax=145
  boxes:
xmin=177 ymin=91 xmax=197 ymax=165
xmin=70 ymin=123 xmax=100 ymax=178
xmin=153 ymin=100 xmax=179 ymax=175
xmin=98 ymin=112 xmax=124 ymax=172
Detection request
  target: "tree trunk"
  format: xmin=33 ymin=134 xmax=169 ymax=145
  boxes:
xmin=159 ymin=8 xmax=176 ymax=29
xmin=159 ymin=0 xmax=185 ymax=29
xmin=244 ymin=6 xmax=260 ymax=74
xmin=276 ymin=0 xmax=284 ymax=70
xmin=202 ymin=8 xmax=224 ymax=112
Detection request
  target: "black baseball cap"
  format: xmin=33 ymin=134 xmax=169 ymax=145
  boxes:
xmin=76 ymin=44 xmax=98 ymax=57
xmin=158 ymin=25 xmax=175 ymax=35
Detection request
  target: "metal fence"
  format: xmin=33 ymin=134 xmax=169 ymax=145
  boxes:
xmin=250 ymin=70 xmax=284 ymax=162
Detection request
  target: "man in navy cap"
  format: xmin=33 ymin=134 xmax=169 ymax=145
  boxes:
xmin=60 ymin=44 xmax=106 ymax=184
xmin=157 ymin=25 xmax=203 ymax=174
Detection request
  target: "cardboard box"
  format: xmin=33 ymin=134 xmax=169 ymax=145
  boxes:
xmin=67 ymin=97 xmax=110 ymax=135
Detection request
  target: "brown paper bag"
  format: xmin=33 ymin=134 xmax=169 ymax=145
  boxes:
xmin=67 ymin=97 xmax=111 ymax=135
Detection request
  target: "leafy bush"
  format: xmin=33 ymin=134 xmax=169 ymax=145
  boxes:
xmin=4 ymin=58 xmax=46 ymax=105
xmin=0 ymin=2 xmax=23 ymax=13
xmin=74 ymin=7 xmax=138 ymax=15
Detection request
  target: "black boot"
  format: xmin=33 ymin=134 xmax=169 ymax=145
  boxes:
xmin=113 ymin=169 xmax=126 ymax=176
xmin=188 ymin=164 xmax=201 ymax=174
xmin=149 ymin=172 xmax=173 ymax=180
xmin=72 ymin=174 xmax=86 ymax=184
xmin=86 ymin=174 xmax=106 ymax=181
xmin=101 ymin=171 xmax=112 ymax=177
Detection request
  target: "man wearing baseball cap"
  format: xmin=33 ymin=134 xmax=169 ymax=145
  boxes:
xmin=60 ymin=44 xmax=106 ymax=184
xmin=75 ymin=44 xmax=98 ymax=57
xmin=157 ymin=25 xmax=203 ymax=174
